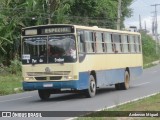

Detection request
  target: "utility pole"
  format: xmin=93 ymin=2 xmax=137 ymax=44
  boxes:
xmin=139 ymin=15 xmax=142 ymax=31
xmin=151 ymin=15 xmax=155 ymax=35
xmin=144 ymin=21 xmax=147 ymax=33
xmin=151 ymin=4 xmax=160 ymax=54
xmin=117 ymin=0 xmax=122 ymax=30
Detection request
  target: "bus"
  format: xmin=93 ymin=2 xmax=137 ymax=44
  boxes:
xmin=21 ymin=24 xmax=143 ymax=100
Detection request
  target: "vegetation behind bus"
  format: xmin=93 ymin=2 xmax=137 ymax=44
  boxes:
xmin=0 ymin=0 xmax=133 ymax=65
xmin=141 ymin=32 xmax=160 ymax=66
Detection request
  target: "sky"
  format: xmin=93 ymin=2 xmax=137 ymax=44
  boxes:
xmin=125 ymin=0 xmax=160 ymax=33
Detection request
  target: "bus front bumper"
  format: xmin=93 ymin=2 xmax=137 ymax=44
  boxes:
xmin=23 ymin=81 xmax=78 ymax=90
xmin=23 ymin=80 xmax=88 ymax=91
xmin=23 ymin=72 xmax=89 ymax=91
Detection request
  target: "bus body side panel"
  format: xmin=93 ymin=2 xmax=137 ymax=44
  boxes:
xmin=96 ymin=66 xmax=143 ymax=87
xmin=96 ymin=68 xmax=125 ymax=87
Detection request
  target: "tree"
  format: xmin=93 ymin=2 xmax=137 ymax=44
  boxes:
xmin=69 ymin=0 xmax=133 ymax=29
xmin=0 ymin=0 xmax=134 ymax=65
xmin=0 ymin=0 xmax=25 ymax=64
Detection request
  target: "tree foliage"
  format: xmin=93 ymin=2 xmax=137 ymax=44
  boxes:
xmin=141 ymin=32 xmax=160 ymax=64
xmin=0 ymin=0 xmax=133 ymax=65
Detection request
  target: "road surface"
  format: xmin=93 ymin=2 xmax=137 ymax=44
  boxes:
xmin=0 ymin=65 xmax=160 ymax=120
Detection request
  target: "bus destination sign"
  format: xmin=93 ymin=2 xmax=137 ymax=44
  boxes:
xmin=42 ymin=27 xmax=73 ymax=34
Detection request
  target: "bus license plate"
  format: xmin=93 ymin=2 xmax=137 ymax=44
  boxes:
xmin=43 ymin=83 xmax=53 ymax=88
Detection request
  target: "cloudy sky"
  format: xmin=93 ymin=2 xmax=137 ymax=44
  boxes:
xmin=125 ymin=0 xmax=160 ymax=33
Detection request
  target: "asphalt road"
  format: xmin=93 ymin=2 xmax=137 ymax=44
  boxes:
xmin=0 ymin=65 xmax=160 ymax=120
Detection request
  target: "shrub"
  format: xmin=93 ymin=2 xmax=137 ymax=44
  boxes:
xmin=141 ymin=32 xmax=160 ymax=64
xmin=8 ymin=58 xmax=22 ymax=74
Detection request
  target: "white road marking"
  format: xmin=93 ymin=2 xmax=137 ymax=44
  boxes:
xmin=66 ymin=92 xmax=160 ymax=120
xmin=0 ymin=96 xmax=32 ymax=103
xmin=132 ymin=82 xmax=150 ymax=87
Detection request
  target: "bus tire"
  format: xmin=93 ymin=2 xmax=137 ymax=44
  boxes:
xmin=38 ymin=90 xmax=50 ymax=100
xmin=115 ymin=83 xmax=120 ymax=90
xmin=85 ymin=75 xmax=96 ymax=98
xmin=120 ymin=71 xmax=130 ymax=90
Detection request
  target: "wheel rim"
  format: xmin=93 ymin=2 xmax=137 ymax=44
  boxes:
xmin=125 ymin=72 xmax=129 ymax=89
xmin=90 ymin=80 xmax=95 ymax=93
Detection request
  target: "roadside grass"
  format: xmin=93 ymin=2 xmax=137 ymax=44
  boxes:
xmin=0 ymin=74 xmax=23 ymax=95
xmin=77 ymin=93 xmax=160 ymax=120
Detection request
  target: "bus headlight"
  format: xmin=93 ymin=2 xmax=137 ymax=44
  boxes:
xmin=68 ymin=76 xmax=73 ymax=79
xmin=25 ymin=77 xmax=34 ymax=81
xmin=64 ymin=76 xmax=73 ymax=79
xmin=63 ymin=75 xmax=78 ymax=80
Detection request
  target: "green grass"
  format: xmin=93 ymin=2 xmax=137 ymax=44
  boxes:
xmin=77 ymin=93 xmax=160 ymax=120
xmin=0 ymin=74 xmax=23 ymax=95
xmin=109 ymin=93 xmax=160 ymax=111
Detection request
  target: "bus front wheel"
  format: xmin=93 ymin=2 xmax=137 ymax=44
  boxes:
xmin=85 ymin=75 xmax=96 ymax=98
xmin=38 ymin=90 xmax=50 ymax=100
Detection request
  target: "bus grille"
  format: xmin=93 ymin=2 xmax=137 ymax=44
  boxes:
xmin=35 ymin=77 xmax=46 ymax=80
xmin=27 ymin=71 xmax=70 ymax=76
xmin=35 ymin=76 xmax=62 ymax=81
xmin=50 ymin=76 xmax=62 ymax=80
xmin=27 ymin=71 xmax=70 ymax=81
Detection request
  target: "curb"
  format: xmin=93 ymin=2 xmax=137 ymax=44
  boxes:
xmin=145 ymin=60 xmax=160 ymax=66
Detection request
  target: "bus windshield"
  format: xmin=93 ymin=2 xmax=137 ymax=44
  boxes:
xmin=22 ymin=35 xmax=76 ymax=64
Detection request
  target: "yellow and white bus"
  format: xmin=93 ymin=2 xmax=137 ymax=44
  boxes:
xmin=21 ymin=24 xmax=143 ymax=100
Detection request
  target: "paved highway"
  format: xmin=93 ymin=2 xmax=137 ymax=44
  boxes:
xmin=0 ymin=65 xmax=160 ymax=120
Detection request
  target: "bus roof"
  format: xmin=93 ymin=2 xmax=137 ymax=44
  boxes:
xmin=22 ymin=24 xmax=140 ymax=35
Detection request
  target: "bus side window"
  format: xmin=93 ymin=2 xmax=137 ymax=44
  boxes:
xmin=96 ymin=32 xmax=103 ymax=53
xmin=129 ymin=35 xmax=135 ymax=53
xmin=113 ymin=34 xmax=121 ymax=53
xmin=111 ymin=34 xmax=116 ymax=52
xmin=102 ymin=33 xmax=106 ymax=52
xmin=119 ymin=35 xmax=123 ymax=52
xmin=122 ymin=35 xmax=129 ymax=53
xmin=133 ymin=35 xmax=137 ymax=52
xmin=104 ymin=32 xmax=113 ymax=53
xmin=127 ymin=36 xmax=130 ymax=52
xmin=77 ymin=30 xmax=85 ymax=53
xmin=85 ymin=31 xmax=94 ymax=53
xmin=135 ymin=35 xmax=140 ymax=53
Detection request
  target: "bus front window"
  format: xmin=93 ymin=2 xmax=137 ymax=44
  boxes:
xmin=22 ymin=37 xmax=47 ymax=64
xmin=48 ymin=35 xmax=76 ymax=63
xmin=22 ymin=35 xmax=76 ymax=64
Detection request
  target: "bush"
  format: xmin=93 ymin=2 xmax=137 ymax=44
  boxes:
xmin=8 ymin=58 xmax=22 ymax=74
xmin=141 ymin=32 xmax=160 ymax=64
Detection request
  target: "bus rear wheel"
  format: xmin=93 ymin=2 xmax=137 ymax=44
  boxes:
xmin=85 ymin=75 xmax=96 ymax=98
xmin=38 ymin=90 xmax=50 ymax=100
